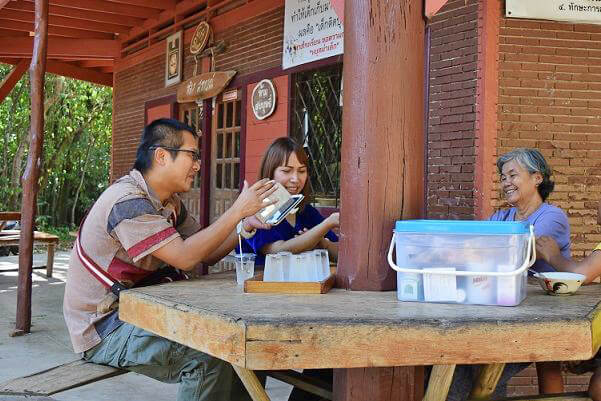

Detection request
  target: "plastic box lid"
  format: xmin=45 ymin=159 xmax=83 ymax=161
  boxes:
xmin=394 ymin=220 xmax=529 ymax=234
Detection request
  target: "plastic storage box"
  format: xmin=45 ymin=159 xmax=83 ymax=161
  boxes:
xmin=387 ymin=220 xmax=535 ymax=306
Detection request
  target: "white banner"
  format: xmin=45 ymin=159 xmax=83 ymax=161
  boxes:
xmin=282 ymin=0 xmax=344 ymax=70
xmin=506 ymin=0 xmax=601 ymax=25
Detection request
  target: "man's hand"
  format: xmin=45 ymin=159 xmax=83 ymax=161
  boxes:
xmin=243 ymin=215 xmax=271 ymax=231
xmin=536 ymin=235 xmax=561 ymax=263
xmin=232 ymin=179 xmax=277 ymax=219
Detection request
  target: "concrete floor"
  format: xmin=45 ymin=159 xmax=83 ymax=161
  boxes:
xmin=0 ymin=250 xmax=292 ymax=401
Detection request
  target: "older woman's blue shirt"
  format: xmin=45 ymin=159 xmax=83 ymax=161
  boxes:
xmin=245 ymin=204 xmax=338 ymax=266
xmin=489 ymin=202 xmax=570 ymax=272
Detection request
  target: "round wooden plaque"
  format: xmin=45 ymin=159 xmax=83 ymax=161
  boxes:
xmin=190 ymin=22 xmax=210 ymax=55
xmin=252 ymin=79 xmax=277 ymax=120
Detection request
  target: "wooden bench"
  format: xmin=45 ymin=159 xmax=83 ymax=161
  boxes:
xmin=0 ymin=212 xmax=59 ymax=278
xmin=0 ymin=360 xmax=126 ymax=398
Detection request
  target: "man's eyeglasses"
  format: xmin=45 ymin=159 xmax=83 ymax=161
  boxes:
xmin=150 ymin=146 xmax=201 ymax=162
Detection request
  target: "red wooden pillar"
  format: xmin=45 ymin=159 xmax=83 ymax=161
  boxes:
xmin=335 ymin=0 xmax=425 ymax=399
xmin=14 ymin=0 xmax=49 ymax=335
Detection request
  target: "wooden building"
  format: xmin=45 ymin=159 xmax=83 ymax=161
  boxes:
xmin=2 ymin=0 xmax=601 ymax=398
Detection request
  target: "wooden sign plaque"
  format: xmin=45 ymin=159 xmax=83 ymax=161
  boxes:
xmin=251 ymin=79 xmax=277 ymax=120
xmin=190 ymin=22 xmax=211 ymax=55
xmin=177 ymin=71 xmax=237 ymax=103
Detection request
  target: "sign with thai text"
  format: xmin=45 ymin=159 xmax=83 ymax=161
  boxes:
xmin=252 ymin=79 xmax=277 ymax=120
xmin=283 ymin=0 xmax=344 ymax=69
xmin=177 ymin=71 xmax=237 ymax=103
xmin=507 ymin=0 xmax=601 ymax=25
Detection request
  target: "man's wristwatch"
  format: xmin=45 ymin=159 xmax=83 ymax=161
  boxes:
xmin=236 ymin=220 xmax=257 ymax=239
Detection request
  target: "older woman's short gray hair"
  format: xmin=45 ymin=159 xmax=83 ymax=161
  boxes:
xmin=496 ymin=148 xmax=555 ymax=201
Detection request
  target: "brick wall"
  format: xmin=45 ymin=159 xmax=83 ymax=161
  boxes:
xmin=426 ymin=0 xmax=479 ymax=219
xmin=112 ymin=7 xmax=284 ymax=181
xmin=497 ymin=14 xmax=601 ymax=396
xmin=244 ymin=75 xmax=289 ymax=182
xmin=497 ymin=16 xmax=601 ymax=258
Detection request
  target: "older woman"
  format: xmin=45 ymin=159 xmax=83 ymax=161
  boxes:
xmin=491 ymin=148 xmax=569 ymax=394
xmin=446 ymin=149 xmax=570 ymax=400
xmin=490 ymin=148 xmax=570 ymax=273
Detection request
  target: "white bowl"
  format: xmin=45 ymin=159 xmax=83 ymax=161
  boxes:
xmin=534 ymin=272 xmax=586 ymax=295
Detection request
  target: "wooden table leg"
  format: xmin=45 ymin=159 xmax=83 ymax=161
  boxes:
xmin=423 ymin=364 xmax=456 ymax=401
xmin=46 ymin=243 xmax=55 ymax=278
xmin=232 ymin=365 xmax=271 ymax=401
xmin=469 ymin=363 xmax=505 ymax=400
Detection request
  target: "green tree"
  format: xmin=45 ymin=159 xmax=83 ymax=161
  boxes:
xmin=0 ymin=63 xmax=112 ymax=227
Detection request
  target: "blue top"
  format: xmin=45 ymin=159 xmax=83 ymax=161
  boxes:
xmin=245 ymin=204 xmax=338 ymax=266
xmin=394 ymin=220 xmax=529 ymax=234
xmin=489 ymin=203 xmax=571 ymax=272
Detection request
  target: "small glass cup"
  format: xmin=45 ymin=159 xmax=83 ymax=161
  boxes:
xmin=264 ymin=254 xmax=284 ymax=282
xmin=234 ymin=253 xmax=256 ymax=286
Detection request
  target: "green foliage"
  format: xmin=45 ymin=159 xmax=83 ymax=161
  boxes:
xmin=0 ymin=63 xmax=112 ymax=227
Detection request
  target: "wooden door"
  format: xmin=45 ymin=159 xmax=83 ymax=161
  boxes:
xmin=209 ymin=91 xmax=242 ymax=273
xmin=180 ymin=103 xmax=203 ymax=222
xmin=210 ymin=92 xmax=242 ymax=222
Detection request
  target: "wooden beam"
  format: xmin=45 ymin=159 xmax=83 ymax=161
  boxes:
xmin=6 ymin=0 xmax=144 ymax=27
xmin=46 ymin=60 xmax=112 ymax=86
xmin=0 ymin=0 xmax=13 ymax=11
xmin=115 ymin=0 xmax=176 ymax=10
xmin=1 ymin=8 xmax=131 ymax=34
xmin=0 ymin=58 xmax=28 ymax=103
xmin=0 ymin=17 xmax=115 ymax=39
xmin=0 ymin=37 xmax=119 ymax=58
xmin=38 ymin=0 xmax=161 ymax=19
xmin=425 ymin=0 xmax=449 ymax=19
xmin=77 ymin=59 xmax=113 ymax=68
xmin=117 ymin=0 xmax=281 ymax=70
xmin=1 ymin=58 xmax=112 ymax=86
xmin=15 ymin=0 xmax=48 ymax=336
xmin=121 ymin=0 xmax=204 ymax=44
xmin=0 ymin=26 xmax=28 ymax=35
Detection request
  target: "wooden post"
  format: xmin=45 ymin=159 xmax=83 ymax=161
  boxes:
xmin=334 ymin=0 xmax=425 ymax=399
xmin=333 ymin=367 xmax=424 ymax=401
xmin=14 ymin=0 xmax=49 ymax=335
xmin=424 ymin=365 xmax=456 ymax=401
xmin=470 ymin=363 xmax=505 ymax=400
xmin=337 ymin=0 xmax=425 ymax=291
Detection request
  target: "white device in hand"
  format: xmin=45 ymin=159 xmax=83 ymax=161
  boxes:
xmin=255 ymin=182 xmax=304 ymax=225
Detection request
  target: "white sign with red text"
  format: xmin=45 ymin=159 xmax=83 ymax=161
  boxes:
xmin=283 ymin=0 xmax=344 ymax=69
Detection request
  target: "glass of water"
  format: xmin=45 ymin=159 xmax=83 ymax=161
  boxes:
xmin=235 ymin=253 xmax=256 ymax=286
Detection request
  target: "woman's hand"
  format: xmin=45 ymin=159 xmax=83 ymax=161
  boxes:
xmin=536 ymin=235 xmax=561 ymax=263
xmin=232 ymin=179 xmax=277 ymax=219
xmin=326 ymin=212 xmax=339 ymax=229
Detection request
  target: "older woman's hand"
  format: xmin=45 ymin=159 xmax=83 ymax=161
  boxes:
xmin=536 ymin=235 xmax=561 ymax=263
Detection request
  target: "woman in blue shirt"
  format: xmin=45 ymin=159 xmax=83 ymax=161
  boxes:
xmin=489 ymin=148 xmax=570 ymax=273
xmin=245 ymin=137 xmax=338 ymax=401
xmin=246 ymin=137 xmax=339 ymax=266
xmin=448 ymin=148 xmax=570 ymax=400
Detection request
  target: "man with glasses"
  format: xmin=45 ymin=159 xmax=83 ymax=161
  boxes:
xmin=63 ymin=118 xmax=275 ymax=401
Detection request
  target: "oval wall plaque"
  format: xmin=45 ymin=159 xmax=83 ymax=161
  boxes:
xmin=190 ymin=22 xmax=211 ymax=55
xmin=252 ymin=79 xmax=277 ymax=120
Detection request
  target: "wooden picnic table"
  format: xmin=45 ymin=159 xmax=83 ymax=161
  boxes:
xmin=119 ymin=274 xmax=601 ymax=401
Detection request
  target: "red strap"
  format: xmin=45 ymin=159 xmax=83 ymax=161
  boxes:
xmin=75 ymin=215 xmax=121 ymax=290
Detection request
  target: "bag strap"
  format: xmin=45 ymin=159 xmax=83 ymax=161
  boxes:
xmin=75 ymin=214 xmax=127 ymax=298
xmin=76 ymin=206 xmax=179 ymax=298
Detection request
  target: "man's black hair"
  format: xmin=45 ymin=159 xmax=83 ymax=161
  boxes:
xmin=133 ymin=118 xmax=197 ymax=174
